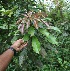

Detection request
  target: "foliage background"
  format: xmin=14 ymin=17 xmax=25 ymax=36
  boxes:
xmin=0 ymin=0 xmax=70 ymax=71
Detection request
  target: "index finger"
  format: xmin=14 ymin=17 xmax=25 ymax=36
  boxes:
xmin=18 ymin=39 xmax=24 ymax=44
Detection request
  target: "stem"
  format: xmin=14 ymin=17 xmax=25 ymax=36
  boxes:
xmin=40 ymin=19 xmax=50 ymax=27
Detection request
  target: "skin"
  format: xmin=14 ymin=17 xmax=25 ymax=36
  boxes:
xmin=0 ymin=39 xmax=27 ymax=71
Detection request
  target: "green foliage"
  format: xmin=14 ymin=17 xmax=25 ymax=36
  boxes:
xmin=0 ymin=0 xmax=70 ymax=71
xmin=50 ymin=26 xmax=61 ymax=33
xmin=0 ymin=6 xmax=18 ymax=17
xmin=39 ymin=28 xmax=49 ymax=37
xmin=32 ymin=36 xmax=41 ymax=54
xmin=23 ymin=34 xmax=29 ymax=41
xmin=43 ymin=18 xmax=52 ymax=22
xmin=28 ymin=27 xmax=35 ymax=36
xmin=39 ymin=28 xmax=58 ymax=45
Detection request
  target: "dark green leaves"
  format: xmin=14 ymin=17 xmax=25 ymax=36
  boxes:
xmin=32 ymin=36 xmax=41 ymax=54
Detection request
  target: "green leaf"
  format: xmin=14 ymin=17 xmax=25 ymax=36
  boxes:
xmin=50 ymin=26 xmax=61 ymax=33
xmin=0 ymin=8 xmax=5 ymax=12
xmin=47 ymin=35 xmax=58 ymax=45
xmin=39 ymin=28 xmax=58 ymax=45
xmin=32 ymin=36 xmax=41 ymax=54
xmin=38 ymin=22 xmax=43 ymax=28
xmin=23 ymin=34 xmax=29 ymax=41
xmin=28 ymin=27 xmax=35 ymax=36
xmin=0 ymin=24 xmax=7 ymax=29
xmin=11 ymin=5 xmax=18 ymax=11
xmin=1 ymin=6 xmax=17 ymax=17
xmin=39 ymin=28 xmax=50 ymax=37
xmin=3 ymin=10 xmax=11 ymax=15
xmin=8 ymin=11 xmax=13 ymax=17
xmin=11 ymin=36 xmax=18 ymax=43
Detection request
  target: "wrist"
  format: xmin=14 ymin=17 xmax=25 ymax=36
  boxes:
xmin=9 ymin=47 xmax=16 ymax=56
xmin=11 ymin=45 xmax=20 ymax=51
xmin=11 ymin=44 xmax=16 ymax=49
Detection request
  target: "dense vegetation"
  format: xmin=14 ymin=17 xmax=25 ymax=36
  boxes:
xmin=0 ymin=0 xmax=70 ymax=71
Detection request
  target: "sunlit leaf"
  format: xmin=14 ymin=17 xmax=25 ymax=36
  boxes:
xmin=3 ymin=10 xmax=11 ymax=15
xmin=1 ymin=6 xmax=17 ymax=17
xmin=8 ymin=11 xmax=13 ymax=17
xmin=32 ymin=36 xmax=41 ymax=54
xmin=0 ymin=8 xmax=5 ymax=12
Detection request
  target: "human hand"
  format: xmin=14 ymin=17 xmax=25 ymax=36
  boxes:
xmin=11 ymin=39 xmax=27 ymax=51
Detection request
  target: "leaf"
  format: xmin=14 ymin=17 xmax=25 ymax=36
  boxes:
xmin=19 ymin=48 xmax=27 ymax=66
xmin=0 ymin=8 xmax=5 ymax=12
xmin=32 ymin=36 xmax=41 ymax=54
xmin=26 ymin=20 xmax=30 ymax=29
xmin=18 ymin=24 xmax=24 ymax=34
xmin=39 ymin=28 xmax=58 ymax=45
xmin=3 ymin=10 xmax=11 ymax=15
xmin=47 ymin=35 xmax=58 ymax=45
xmin=8 ymin=11 xmax=13 ymax=17
xmin=1 ymin=6 xmax=17 ymax=17
xmin=38 ymin=22 xmax=43 ymax=28
xmin=39 ymin=28 xmax=50 ymax=37
xmin=28 ymin=27 xmax=35 ymax=36
xmin=34 ymin=20 xmax=38 ymax=29
xmin=0 ymin=24 xmax=7 ymax=29
xmin=50 ymin=26 xmax=61 ymax=33
xmin=11 ymin=36 xmax=18 ymax=43
xmin=11 ymin=5 xmax=18 ymax=11
xmin=23 ymin=34 xmax=29 ymax=41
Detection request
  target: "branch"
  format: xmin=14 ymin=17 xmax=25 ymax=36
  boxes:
xmin=40 ymin=19 xmax=50 ymax=27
